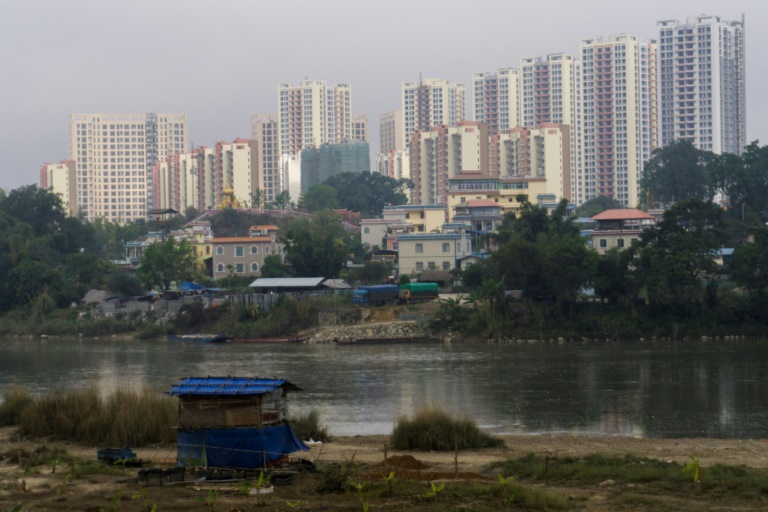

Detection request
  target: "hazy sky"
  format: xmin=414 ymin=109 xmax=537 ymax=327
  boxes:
xmin=1 ymin=0 xmax=765 ymax=191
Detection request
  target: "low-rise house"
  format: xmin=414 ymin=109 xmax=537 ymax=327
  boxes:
xmin=382 ymin=204 xmax=447 ymax=233
xmin=211 ymin=225 xmax=283 ymax=279
xmin=590 ymin=209 xmax=656 ymax=255
xmin=451 ymin=199 xmax=503 ymax=233
xmin=396 ymin=222 xmax=473 ymax=276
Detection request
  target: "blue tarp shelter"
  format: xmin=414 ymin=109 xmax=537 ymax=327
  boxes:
xmin=168 ymin=377 xmax=309 ymax=469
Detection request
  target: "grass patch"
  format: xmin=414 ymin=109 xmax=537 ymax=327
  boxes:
xmin=290 ymin=408 xmax=331 ymax=442
xmin=493 ymin=453 xmax=684 ymax=485
xmin=0 ymin=384 xmax=34 ymax=426
xmin=16 ymin=386 xmax=177 ymax=446
xmin=493 ymin=453 xmax=768 ymax=501
xmin=390 ymin=405 xmax=503 ymax=451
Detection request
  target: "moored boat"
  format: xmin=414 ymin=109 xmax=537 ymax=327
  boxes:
xmin=167 ymin=334 xmax=231 ymax=343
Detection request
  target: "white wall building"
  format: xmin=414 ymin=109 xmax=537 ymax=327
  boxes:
xmin=579 ymin=35 xmax=658 ymax=207
xmin=69 ymin=113 xmax=188 ymax=223
xmin=278 ymin=80 xmax=352 ymax=156
xmin=401 ymin=78 xmax=465 ymax=150
xmin=657 ymin=15 xmax=746 ymax=154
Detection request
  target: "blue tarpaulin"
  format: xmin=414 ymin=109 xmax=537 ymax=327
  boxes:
xmin=177 ymin=424 xmax=308 ymax=468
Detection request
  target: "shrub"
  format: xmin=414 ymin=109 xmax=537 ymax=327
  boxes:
xmin=291 ymin=409 xmax=331 ymax=442
xmin=18 ymin=386 xmax=177 ymax=446
xmin=0 ymin=384 xmax=34 ymax=426
xmin=390 ymin=405 xmax=502 ymax=451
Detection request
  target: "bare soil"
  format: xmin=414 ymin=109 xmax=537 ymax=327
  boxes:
xmin=2 ymin=427 xmax=768 ymax=511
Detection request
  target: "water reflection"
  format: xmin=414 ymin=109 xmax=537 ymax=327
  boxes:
xmin=1 ymin=338 xmax=768 ymax=438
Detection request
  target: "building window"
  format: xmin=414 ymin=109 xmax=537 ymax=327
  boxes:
xmin=599 ymin=239 xmax=607 ymax=248
xmin=251 ymin=263 xmax=259 ymax=272
xmin=416 ymin=243 xmax=423 ymax=253
xmin=428 ymin=262 xmax=436 ymax=270
xmin=442 ymin=261 xmax=451 ymax=270
xmin=251 ymin=245 xmax=259 ymax=254
xmin=442 ymin=243 xmax=450 ymax=253
xmin=217 ymin=263 xmax=224 ymax=272
xmin=216 ymin=246 xmax=224 ymax=256
xmin=235 ymin=263 xmax=244 ymax=273
xmin=265 ymin=246 xmax=270 ymax=254
xmin=415 ymin=262 xmax=423 ymax=271
xmin=617 ymin=238 xmax=625 ymax=248
xmin=206 ymin=246 xmax=210 ymax=255
xmin=364 ymin=227 xmax=370 ymax=234
xmin=235 ymin=246 xmax=244 ymax=257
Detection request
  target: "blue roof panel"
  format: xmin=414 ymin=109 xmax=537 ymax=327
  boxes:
xmin=167 ymin=377 xmax=300 ymax=396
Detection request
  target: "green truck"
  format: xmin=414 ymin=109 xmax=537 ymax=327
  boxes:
xmin=399 ymin=282 xmax=439 ymax=303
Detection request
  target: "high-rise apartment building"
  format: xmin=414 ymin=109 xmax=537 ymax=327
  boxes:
xmin=278 ymin=79 xmax=352 ymax=156
xmin=251 ymin=114 xmax=281 ymax=202
xmin=657 ymin=15 xmax=746 ymax=154
xmin=352 ymin=114 xmax=368 ymax=142
xmin=69 ymin=113 xmax=188 ymax=222
xmin=472 ymin=68 xmax=521 ymax=133
xmin=379 ymin=110 xmax=404 ymax=154
xmin=402 ymin=78 xmax=465 ymax=150
xmin=579 ymin=35 xmax=658 ymax=207
xmin=519 ymin=54 xmax=581 ymax=202
xmin=153 ymin=139 xmax=260 ymax=213
xmin=490 ymin=124 xmax=572 ymax=201
xmin=410 ymin=122 xmax=489 ymax=205
xmin=39 ymin=160 xmax=77 ymax=216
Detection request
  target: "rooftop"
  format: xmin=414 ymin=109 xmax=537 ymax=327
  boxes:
xmin=167 ymin=377 xmax=302 ymax=396
xmin=591 ymin=209 xmax=655 ymax=221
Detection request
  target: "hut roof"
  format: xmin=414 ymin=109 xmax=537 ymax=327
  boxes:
xmin=167 ymin=377 xmax=302 ymax=396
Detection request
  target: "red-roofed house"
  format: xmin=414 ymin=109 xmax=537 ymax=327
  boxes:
xmin=590 ymin=209 xmax=655 ymax=254
xmin=211 ymin=225 xmax=283 ymax=279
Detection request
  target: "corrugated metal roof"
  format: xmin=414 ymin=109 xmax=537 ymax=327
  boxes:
xmin=167 ymin=377 xmax=301 ymax=396
xmin=249 ymin=277 xmax=325 ymax=288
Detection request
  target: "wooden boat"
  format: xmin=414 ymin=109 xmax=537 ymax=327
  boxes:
xmin=167 ymin=334 xmax=231 ymax=343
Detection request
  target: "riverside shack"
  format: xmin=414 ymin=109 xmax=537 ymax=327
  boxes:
xmin=167 ymin=377 xmax=308 ymax=469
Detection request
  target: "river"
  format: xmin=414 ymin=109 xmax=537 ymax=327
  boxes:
xmin=2 ymin=337 xmax=767 ymax=438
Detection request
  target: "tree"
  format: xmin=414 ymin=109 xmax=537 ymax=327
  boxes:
xmin=730 ymin=226 xmax=768 ymax=299
xmin=260 ymin=254 xmax=290 ymax=278
xmin=593 ymin=248 xmax=633 ymax=305
xmin=302 ymin=184 xmax=338 ymax=212
xmin=708 ymin=142 xmax=768 ymax=222
xmin=184 ymin=206 xmax=200 ymax=222
xmin=250 ymin=189 xmax=265 ymax=210
xmin=489 ymin=197 xmax=595 ymax=304
xmin=578 ymin=196 xmax=624 ymax=218
xmin=136 ymin=238 xmax=201 ymax=291
xmin=346 ymin=261 xmax=392 ymax=284
xmin=283 ymin=210 xmax=348 ymax=278
xmin=322 ymin=172 xmax=408 ymax=217
xmin=631 ymin=200 xmax=728 ymax=314
xmin=0 ymin=185 xmax=66 ymax=237
xmin=641 ymin=139 xmax=713 ymax=207
xmin=274 ymin=190 xmax=292 ymax=210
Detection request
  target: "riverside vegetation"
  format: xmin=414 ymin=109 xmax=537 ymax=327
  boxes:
xmin=3 ymin=388 xmax=768 ymax=510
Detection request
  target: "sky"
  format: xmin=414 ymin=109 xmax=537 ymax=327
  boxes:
xmin=0 ymin=0 xmax=765 ymax=191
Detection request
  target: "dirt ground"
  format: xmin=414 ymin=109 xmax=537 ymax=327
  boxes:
xmin=2 ymin=427 xmax=768 ymax=511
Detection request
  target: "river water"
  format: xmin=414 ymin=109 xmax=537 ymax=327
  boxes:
xmin=1 ymin=338 xmax=767 ymax=439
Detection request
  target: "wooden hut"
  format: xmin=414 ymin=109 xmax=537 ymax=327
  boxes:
xmin=167 ymin=377 xmax=308 ymax=469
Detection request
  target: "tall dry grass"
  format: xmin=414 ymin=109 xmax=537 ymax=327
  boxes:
xmin=0 ymin=383 xmax=34 ymax=426
xmin=15 ymin=385 xmax=177 ymax=446
xmin=390 ymin=405 xmax=503 ymax=451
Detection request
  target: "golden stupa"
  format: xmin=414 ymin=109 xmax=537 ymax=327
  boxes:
xmin=217 ymin=181 xmax=242 ymax=209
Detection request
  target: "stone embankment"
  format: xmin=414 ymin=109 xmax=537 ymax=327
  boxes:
xmin=306 ymin=321 xmax=432 ymax=344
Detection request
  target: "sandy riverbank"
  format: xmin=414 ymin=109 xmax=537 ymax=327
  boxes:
xmin=3 ymin=426 xmax=768 ymax=511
